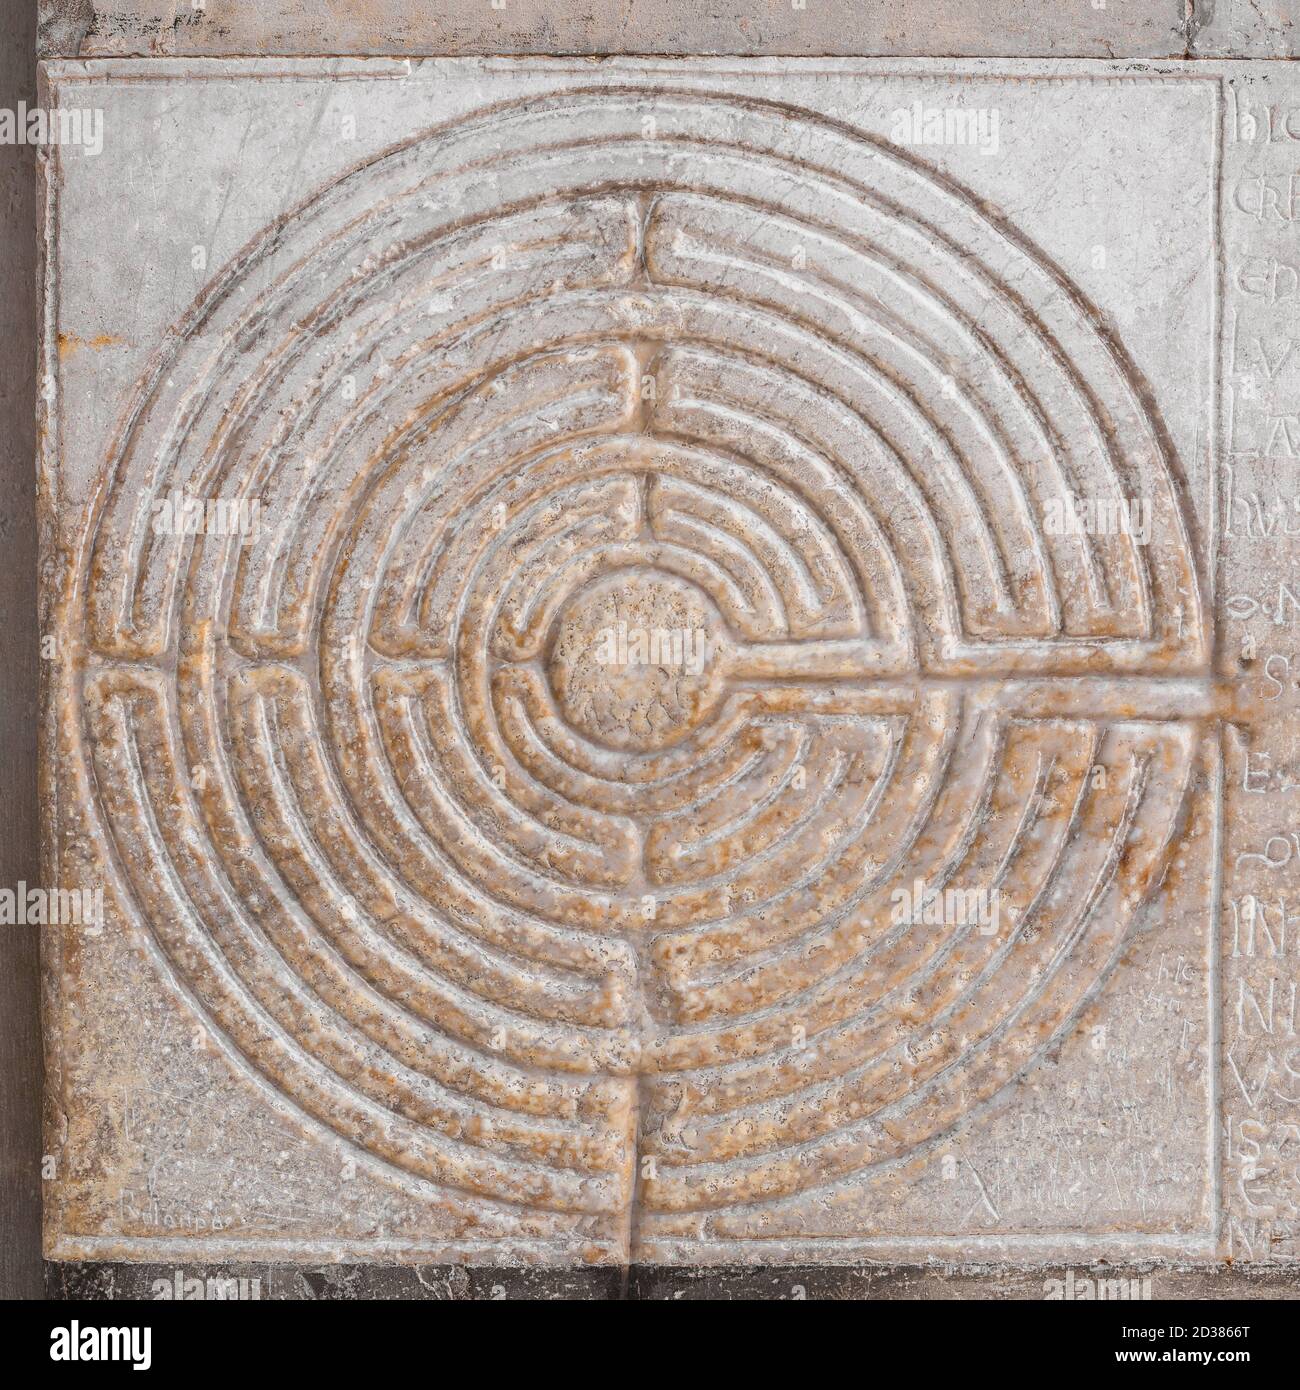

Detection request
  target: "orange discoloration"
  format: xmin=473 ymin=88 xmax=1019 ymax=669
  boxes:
xmin=57 ymin=332 xmax=125 ymax=360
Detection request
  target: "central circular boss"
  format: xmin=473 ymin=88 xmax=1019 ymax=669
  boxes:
xmin=547 ymin=569 xmax=727 ymax=752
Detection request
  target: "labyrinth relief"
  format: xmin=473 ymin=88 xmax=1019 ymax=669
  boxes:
xmin=45 ymin=63 xmax=1257 ymax=1266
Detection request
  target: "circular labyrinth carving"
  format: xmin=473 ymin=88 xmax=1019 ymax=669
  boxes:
xmin=76 ymin=90 xmax=1208 ymax=1235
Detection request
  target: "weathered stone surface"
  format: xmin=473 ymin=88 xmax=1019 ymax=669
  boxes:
xmin=1190 ymin=0 xmax=1299 ymax=56
xmin=37 ymin=55 xmax=1299 ymax=1268
xmin=42 ymin=1259 xmax=1300 ymax=1300
xmin=0 ymin=0 xmax=44 ymax=1307
xmin=37 ymin=0 xmax=1298 ymax=61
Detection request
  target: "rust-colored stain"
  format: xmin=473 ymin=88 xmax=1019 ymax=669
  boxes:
xmin=57 ymin=332 xmax=125 ymax=360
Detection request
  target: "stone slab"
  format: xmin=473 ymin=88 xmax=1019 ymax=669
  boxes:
xmin=34 ymin=0 xmax=1300 ymax=61
xmin=42 ymin=1260 xmax=1300 ymax=1300
xmin=0 ymin=0 xmax=45 ymax=1305
xmin=1192 ymin=0 xmax=1300 ymax=56
xmin=36 ymin=54 xmax=1300 ymax=1268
